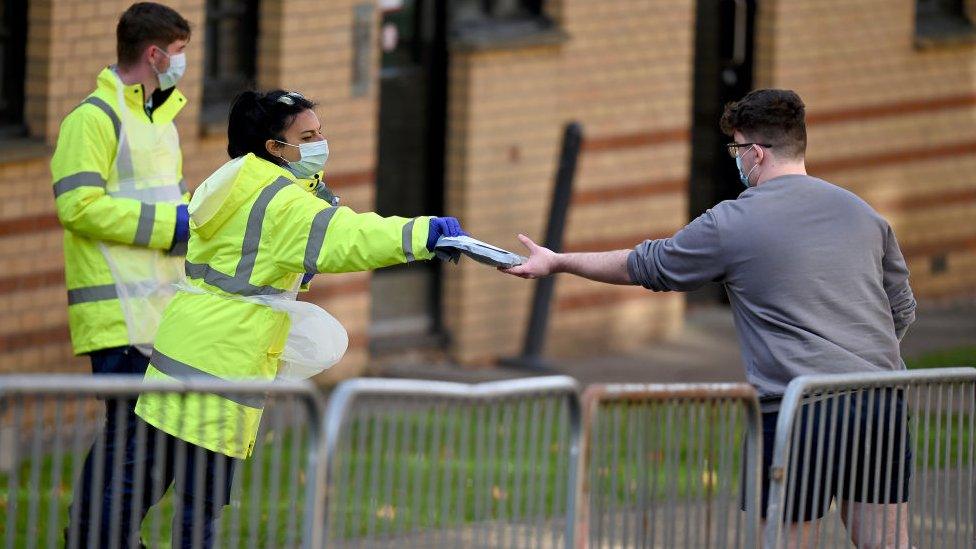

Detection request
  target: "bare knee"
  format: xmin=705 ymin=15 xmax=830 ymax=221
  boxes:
xmin=840 ymin=501 xmax=912 ymax=549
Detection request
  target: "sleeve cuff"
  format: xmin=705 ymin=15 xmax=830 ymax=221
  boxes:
xmin=627 ymin=245 xmax=652 ymax=288
xmin=149 ymin=203 xmax=178 ymax=250
xmin=411 ymin=216 xmax=435 ymax=261
xmin=626 ymin=250 xmax=640 ymax=285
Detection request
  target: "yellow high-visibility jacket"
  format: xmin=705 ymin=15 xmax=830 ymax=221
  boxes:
xmin=135 ymin=153 xmax=433 ymax=458
xmin=50 ymin=68 xmax=190 ymax=355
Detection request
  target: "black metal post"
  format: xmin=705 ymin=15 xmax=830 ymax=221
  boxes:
xmin=502 ymin=121 xmax=583 ymax=371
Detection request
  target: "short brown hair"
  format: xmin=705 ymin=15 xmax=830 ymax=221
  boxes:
xmin=720 ymin=89 xmax=807 ymax=159
xmin=116 ymin=2 xmax=191 ymax=66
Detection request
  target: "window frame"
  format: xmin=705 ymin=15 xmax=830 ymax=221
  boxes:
xmin=201 ymin=0 xmax=260 ymax=124
xmin=452 ymin=0 xmax=551 ymax=31
xmin=915 ymin=0 xmax=976 ymax=46
xmin=450 ymin=0 xmax=564 ymax=51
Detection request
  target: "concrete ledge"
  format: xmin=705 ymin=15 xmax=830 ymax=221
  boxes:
xmin=450 ymin=20 xmax=568 ymax=53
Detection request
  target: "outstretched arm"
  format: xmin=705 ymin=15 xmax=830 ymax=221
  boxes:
xmin=501 ymin=210 xmax=726 ymax=291
xmin=500 ymin=234 xmax=634 ymax=285
xmin=270 ymin=187 xmax=468 ymax=275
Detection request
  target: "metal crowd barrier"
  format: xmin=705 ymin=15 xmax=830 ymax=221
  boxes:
xmin=0 ymin=375 xmax=325 ymax=549
xmin=322 ymin=376 xmax=581 ymax=548
xmin=578 ymin=383 xmax=762 ymax=549
xmin=764 ymin=367 xmax=976 ymax=548
xmin=6 ymin=369 xmax=971 ymax=549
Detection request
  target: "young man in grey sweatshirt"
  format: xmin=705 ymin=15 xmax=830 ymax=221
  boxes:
xmin=502 ymin=89 xmax=916 ymax=548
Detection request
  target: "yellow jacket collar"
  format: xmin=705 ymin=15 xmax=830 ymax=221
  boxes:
xmin=296 ymin=172 xmax=325 ymax=193
xmin=96 ymin=67 xmax=187 ymax=124
xmin=190 ymin=153 xmax=299 ymax=239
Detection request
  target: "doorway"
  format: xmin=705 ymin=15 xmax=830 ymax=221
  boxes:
xmin=687 ymin=0 xmax=757 ymax=304
xmin=370 ymin=0 xmax=449 ymax=350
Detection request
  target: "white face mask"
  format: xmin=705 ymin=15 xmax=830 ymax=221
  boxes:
xmin=152 ymin=49 xmax=186 ymax=91
xmin=276 ymin=139 xmax=330 ymax=179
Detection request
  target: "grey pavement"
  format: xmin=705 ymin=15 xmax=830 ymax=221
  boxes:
xmin=376 ymin=300 xmax=976 ymax=386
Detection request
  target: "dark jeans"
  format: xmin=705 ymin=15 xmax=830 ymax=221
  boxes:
xmin=66 ymin=346 xmax=237 ymax=548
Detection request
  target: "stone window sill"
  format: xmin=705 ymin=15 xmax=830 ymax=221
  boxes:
xmin=450 ymin=18 xmax=568 ymax=53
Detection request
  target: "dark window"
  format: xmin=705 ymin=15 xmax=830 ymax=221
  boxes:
xmin=452 ymin=0 xmax=550 ymax=31
xmin=202 ymin=0 xmax=259 ymax=122
xmin=456 ymin=0 xmax=543 ymax=20
xmin=0 ymin=0 xmax=28 ymax=137
xmin=916 ymin=0 xmax=975 ymax=42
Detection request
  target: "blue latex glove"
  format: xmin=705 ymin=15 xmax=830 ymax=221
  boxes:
xmin=301 ymin=272 xmax=315 ymax=285
xmin=173 ymin=204 xmax=190 ymax=244
xmin=426 ymin=217 xmax=467 ymax=252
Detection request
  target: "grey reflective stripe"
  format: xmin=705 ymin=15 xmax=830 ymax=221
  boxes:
xmin=303 ymin=207 xmax=338 ymax=272
xmin=67 ymin=284 xmax=118 ymax=305
xmin=150 ymin=348 xmax=266 ymax=409
xmin=109 ymin=184 xmax=183 ymax=202
xmin=75 ymin=96 xmax=132 ymax=188
xmin=184 ymin=261 xmax=286 ymax=296
xmin=178 ymin=178 xmax=188 ymax=195
xmin=53 ymin=172 xmax=106 ymax=197
xmin=236 ymin=177 xmax=292 ymax=281
xmin=167 ymin=240 xmax=188 ymax=257
xmin=80 ymin=96 xmax=121 ymax=139
xmin=184 ymin=177 xmax=292 ymax=296
xmin=402 ymin=218 xmax=416 ymax=262
xmin=133 ymin=202 xmax=155 ymax=246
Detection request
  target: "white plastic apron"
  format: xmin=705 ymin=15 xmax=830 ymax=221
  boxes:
xmin=175 ymin=280 xmax=348 ymax=380
xmin=99 ymin=76 xmax=186 ymax=356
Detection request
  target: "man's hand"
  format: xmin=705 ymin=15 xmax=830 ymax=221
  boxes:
xmin=500 ymin=234 xmax=560 ymax=279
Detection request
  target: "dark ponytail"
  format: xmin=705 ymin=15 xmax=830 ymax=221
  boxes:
xmin=227 ymin=90 xmax=317 ymax=163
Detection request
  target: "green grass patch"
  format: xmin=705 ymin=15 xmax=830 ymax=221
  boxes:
xmin=0 ymin=430 xmax=312 ymax=548
xmin=326 ymin=399 xmax=574 ymax=540
xmin=906 ymin=346 xmax=976 ymax=370
xmin=2 ymin=395 xmax=971 ymax=544
xmin=586 ymin=402 xmax=748 ymax=511
xmin=916 ymin=413 xmax=973 ymax=470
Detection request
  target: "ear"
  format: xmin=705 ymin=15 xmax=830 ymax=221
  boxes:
xmin=265 ymin=139 xmax=281 ymax=159
xmin=755 ymin=145 xmax=766 ymax=165
xmin=146 ymin=43 xmax=162 ymax=63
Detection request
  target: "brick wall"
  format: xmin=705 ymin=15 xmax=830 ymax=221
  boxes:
xmin=443 ymin=0 xmax=695 ymax=363
xmin=754 ymin=0 xmax=976 ymax=300
xmin=0 ymin=0 xmax=378 ymax=377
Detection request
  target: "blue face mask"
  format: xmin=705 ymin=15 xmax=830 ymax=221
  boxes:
xmin=277 ymin=139 xmax=329 ymax=179
xmin=735 ymin=148 xmax=759 ymax=188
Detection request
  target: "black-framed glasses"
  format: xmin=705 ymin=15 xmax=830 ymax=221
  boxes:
xmin=726 ymin=142 xmax=772 ymax=158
